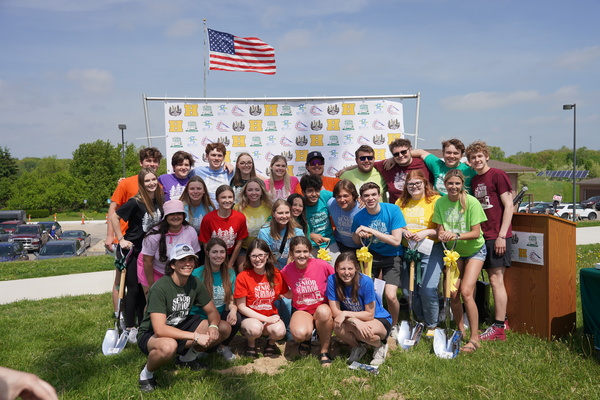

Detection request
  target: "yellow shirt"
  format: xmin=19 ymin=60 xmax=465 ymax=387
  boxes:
xmin=234 ymin=203 xmax=271 ymax=249
xmin=396 ymin=195 xmax=440 ymax=243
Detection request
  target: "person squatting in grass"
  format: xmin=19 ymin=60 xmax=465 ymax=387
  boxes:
xmin=265 ymin=155 xmax=300 ymax=200
xmin=190 ymin=237 xmax=241 ymax=362
xmin=327 ymin=252 xmax=392 ymax=366
xmin=235 ymin=239 xmax=289 ymax=358
xmin=432 ymin=169 xmax=487 ymax=354
xmin=396 ymin=170 xmax=444 ymax=335
xmin=139 ymin=200 xmax=200 ymax=299
xmin=234 ymin=177 xmax=273 ymax=271
xmin=466 ymin=140 xmax=513 ymax=341
xmin=280 ymin=236 xmax=335 ymax=366
xmin=136 ymin=243 xmax=230 ymax=393
xmin=109 ymin=168 xmax=164 ymax=342
xmin=351 ymin=182 xmax=406 ymax=337
xmin=199 ymin=185 xmax=248 ymax=272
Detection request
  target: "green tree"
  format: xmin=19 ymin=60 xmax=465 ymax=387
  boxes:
xmin=0 ymin=147 xmax=18 ymax=179
xmin=489 ymin=146 xmax=505 ymax=161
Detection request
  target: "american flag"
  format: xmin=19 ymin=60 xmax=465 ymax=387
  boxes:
xmin=207 ymin=28 xmax=276 ymax=75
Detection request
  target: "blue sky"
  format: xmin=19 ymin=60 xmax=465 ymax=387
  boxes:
xmin=1 ymin=0 xmax=598 ymax=160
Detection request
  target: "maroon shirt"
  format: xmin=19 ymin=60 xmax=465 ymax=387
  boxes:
xmin=471 ymin=168 xmax=513 ymax=240
xmin=374 ymin=158 xmax=432 ymax=203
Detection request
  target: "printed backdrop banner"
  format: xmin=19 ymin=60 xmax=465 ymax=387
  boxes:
xmin=163 ymin=98 xmax=404 ymax=177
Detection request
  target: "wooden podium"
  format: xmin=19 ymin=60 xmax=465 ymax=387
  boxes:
xmin=505 ymin=213 xmax=576 ymax=339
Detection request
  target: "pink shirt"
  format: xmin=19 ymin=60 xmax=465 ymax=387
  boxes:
xmin=264 ymin=176 xmax=299 ymax=200
xmin=141 ymin=225 xmax=200 ymax=274
xmin=281 ymin=258 xmax=334 ymax=314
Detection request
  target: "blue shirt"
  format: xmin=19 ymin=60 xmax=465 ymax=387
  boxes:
xmin=327 ymin=197 xmax=361 ymax=249
xmin=257 ymin=226 xmax=305 ymax=269
xmin=305 ymin=190 xmax=335 ymax=247
xmin=351 ymin=203 xmax=406 ymax=257
xmin=326 ymin=273 xmax=392 ymax=324
xmin=189 ymin=166 xmax=233 ymax=207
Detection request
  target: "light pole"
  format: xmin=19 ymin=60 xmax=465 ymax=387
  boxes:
xmin=562 ymin=104 xmax=576 ymax=222
xmin=118 ymin=124 xmax=127 ymax=178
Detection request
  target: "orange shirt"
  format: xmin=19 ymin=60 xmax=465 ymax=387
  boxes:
xmin=111 ymin=176 xmax=139 ymax=238
xmin=294 ymin=175 xmax=340 ymax=195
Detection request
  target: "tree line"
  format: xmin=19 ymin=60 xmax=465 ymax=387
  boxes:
xmin=0 ymin=143 xmax=598 ymax=213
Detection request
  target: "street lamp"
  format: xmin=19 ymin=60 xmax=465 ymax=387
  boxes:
xmin=562 ymin=104 xmax=576 ymax=222
xmin=118 ymin=124 xmax=127 ymax=178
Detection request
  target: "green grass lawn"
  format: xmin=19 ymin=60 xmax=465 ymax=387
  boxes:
xmin=0 ymin=255 xmax=114 ymax=282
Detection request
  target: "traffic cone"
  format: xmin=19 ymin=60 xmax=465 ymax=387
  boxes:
xmin=54 ymin=213 xmax=57 ymax=222
xmin=28 ymin=214 xmax=31 ymax=223
xmin=81 ymin=213 xmax=85 ymax=225
xmin=105 ymin=214 xmax=108 ymax=224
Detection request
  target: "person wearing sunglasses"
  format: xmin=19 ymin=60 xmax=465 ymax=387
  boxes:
xmin=339 ymin=145 xmax=387 ymax=202
xmin=294 ymin=151 xmax=340 ymax=194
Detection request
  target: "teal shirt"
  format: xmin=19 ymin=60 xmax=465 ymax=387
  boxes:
xmin=424 ymin=154 xmax=477 ymax=195
xmin=190 ymin=266 xmax=236 ymax=318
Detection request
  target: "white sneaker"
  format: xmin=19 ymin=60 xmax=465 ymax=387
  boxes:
xmin=127 ymin=327 xmax=138 ymax=344
xmin=347 ymin=345 xmax=367 ymax=363
xmin=370 ymin=343 xmax=388 ymax=366
xmin=217 ymin=346 xmax=237 ymax=362
xmin=389 ymin=324 xmax=400 ymax=341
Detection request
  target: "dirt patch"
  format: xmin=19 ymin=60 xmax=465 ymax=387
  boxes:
xmin=378 ymin=390 xmax=406 ymax=400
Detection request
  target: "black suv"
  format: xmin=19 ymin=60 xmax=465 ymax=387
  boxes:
xmin=581 ymin=196 xmax=600 ymax=211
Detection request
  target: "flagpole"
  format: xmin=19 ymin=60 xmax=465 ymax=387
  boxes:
xmin=203 ymin=19 xmax=207 ymax=97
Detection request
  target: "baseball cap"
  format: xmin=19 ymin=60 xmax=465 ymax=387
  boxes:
xmin=169 ymin=243 xmax=198 ymax=261
xmin=306 ymin=151 xmax=324 ymax=164
xmin=162 ymin=199 xmax=186 ymax=219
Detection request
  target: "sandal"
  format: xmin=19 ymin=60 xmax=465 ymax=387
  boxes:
xmin=319 ymin=352 xmax=333 ymax=366
xmin=298 ymin=340 xmax=311 ymax=356
xmin=460 ymin=340 xmax=480 ymax=354
xmin=245 ymin=345 xmax=258 ymax=358
xmin=263 ymin=341 xmax=280 ymax=357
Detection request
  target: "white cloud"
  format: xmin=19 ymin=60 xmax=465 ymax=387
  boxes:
xmin=165 ymin=19 xmax=201 ymax=38
xmin=441 ymin=90 xmax=542 ymax=111
xmin=66 ymin=68 xmax=114 ymax=94
xmin=278 ymin=29 xmax=314 ymax=51
xmin=555 ymin=46 xmax=600 ymax=70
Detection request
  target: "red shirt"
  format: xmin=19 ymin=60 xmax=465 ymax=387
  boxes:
xmin=471 ymin=168 xmax=513 ymax=240
xmin=199 ymin=210 xmax=248 ymax=253
xmin=234 ymin=269 xmax=287 ymax=317
xmin=374 ymin=158 xmax=432 ymax=203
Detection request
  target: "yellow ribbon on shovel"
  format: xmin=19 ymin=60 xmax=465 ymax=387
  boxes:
xmin=356 ymin=236 xmax=374 ymax=277
xmin=442 ymin=240 xmax=460 ymax=292
xmin=317 ymin=241 xmax=332 ymax=262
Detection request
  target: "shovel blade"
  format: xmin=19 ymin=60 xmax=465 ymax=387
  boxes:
xmin=104 ymin=330 xmax=129 ymax=356
xmin=397 ymin=320 xmax=412 ymax=349
xmin=102 ymin=328 xmax=119 ymax=356
xmin=433 ymin=328 xmax=461 ymax=359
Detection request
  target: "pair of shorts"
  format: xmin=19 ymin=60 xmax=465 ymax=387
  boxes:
xmin=136 ymin=252 xmax=164 ymax=287
xmin=377 ymin=317 xmax=393 ymax=340
xmin=138 ymin=314 xmax=203 ymax=356
xmin=371 ymin=252 xmax=402 ymax=287
xmin=482 ymin=238 xmax=512 ymax=269
xmin=459 ymin=244 xmax=487 ymax=262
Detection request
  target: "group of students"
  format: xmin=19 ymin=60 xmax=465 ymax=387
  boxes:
xmin=105 ymin=137 xmax=514 ymax=392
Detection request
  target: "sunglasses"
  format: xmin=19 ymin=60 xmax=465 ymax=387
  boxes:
xmin=358 ymin=156 xmax=374 ymax=161
xmin=392 ymin=150 xmax=409 ymax=158
xmin=309 ymin=160 xmax=324 ymax=166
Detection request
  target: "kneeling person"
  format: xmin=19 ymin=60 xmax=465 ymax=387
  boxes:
xmin=137 ymin=243 xmax=231 ymax=392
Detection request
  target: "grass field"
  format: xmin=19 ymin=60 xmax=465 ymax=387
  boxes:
xmin=0 ymin=245 xmax=599 ymax=399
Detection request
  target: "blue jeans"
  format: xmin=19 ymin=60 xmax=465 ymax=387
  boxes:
xmin=274 ymin=297 xmax=292 ymax=340
xmin=402 ymin=242 xmax=444 ymax=328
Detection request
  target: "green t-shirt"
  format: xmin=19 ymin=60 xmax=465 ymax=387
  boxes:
xmin=432 ymin=193 xmax=487 ymax=257
xmin=340 ymin=168 xmax=387 ymax=202
xmin=424 ymin=154 xmax=477 ymax=195
xmin=138 ymin=275 xmax=212 ymax=336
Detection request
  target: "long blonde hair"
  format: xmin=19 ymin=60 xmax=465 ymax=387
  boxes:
xmin=179 ymin=176 xmax=215 ymax=221
xmin=135 ymin=168 xmax=164 ymax=214
xmin=236 ymin=177 xmax=273 ymax=210
xmin=443 ymin=169 xmax=467 ymax=213
xmin=268 ymin=199 xmax=300 ymax=240
xmin=268 ymin=155 xmax=291 ymax=199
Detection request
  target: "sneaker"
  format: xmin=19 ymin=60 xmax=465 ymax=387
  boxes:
xmin=175 ymin=357 xmax=208 ymax=371
xmin=425 ymin=329 xmax=436 ymax=338
xmin=347 ymin=345 xmax=367 ymax=363
xmin=139 ymin=377 xmax=157 ymax=392
xmin=479 ymin=325 xmax=506 ymax=341
xmin=127 ymin=327 xmax=138 ymax=344
xmin=370 ymin=343 xmax=388 ymax=366
xmin=217 ymin=346 xmax=237 ymax=362
xmin=389 ymin=324 xmax=400 ymax=341
xmin=504 ymin=317 xmax=510 ymax=331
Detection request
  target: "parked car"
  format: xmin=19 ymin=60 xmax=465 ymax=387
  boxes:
xmin=36 ymin=240 xmax=85 ymax=260
xmin=0 ymin=210 xmax=26 ymax=223
xmin=554 ymin=204 xmax=598 ymax=220
xmin=60 ymin=230 xmax=91 ymax=248
xmin=517 ymin=201 xmax=543 ymax=213
xmin=581 ymin=196 xmax=600 ymax=211
xmin=0 ymin=228 xmax=10 ymax=242
xmin=37 ymin=221 xmax=62 ymax=239
xmin=9 ymin=224 xmax=50 ymax=251
xmin=529 ymin=202 xmax=554 ymax=214
xmin=0 ymin=220 xmax=23 ymax=234
xmin=0 ymin=242 xmax=28 ymax=262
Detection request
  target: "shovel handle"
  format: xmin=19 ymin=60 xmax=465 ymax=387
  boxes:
xmin=409 ymin=261 xmax=415 ymax=292
xmin=445 ymin=265 xmax=452 ymax=299
xmin=118 ymin=268 xmax=127 ymax=300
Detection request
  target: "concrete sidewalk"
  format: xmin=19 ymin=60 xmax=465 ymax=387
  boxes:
xmin=0 ymin=270 xmax=114 ymax=305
